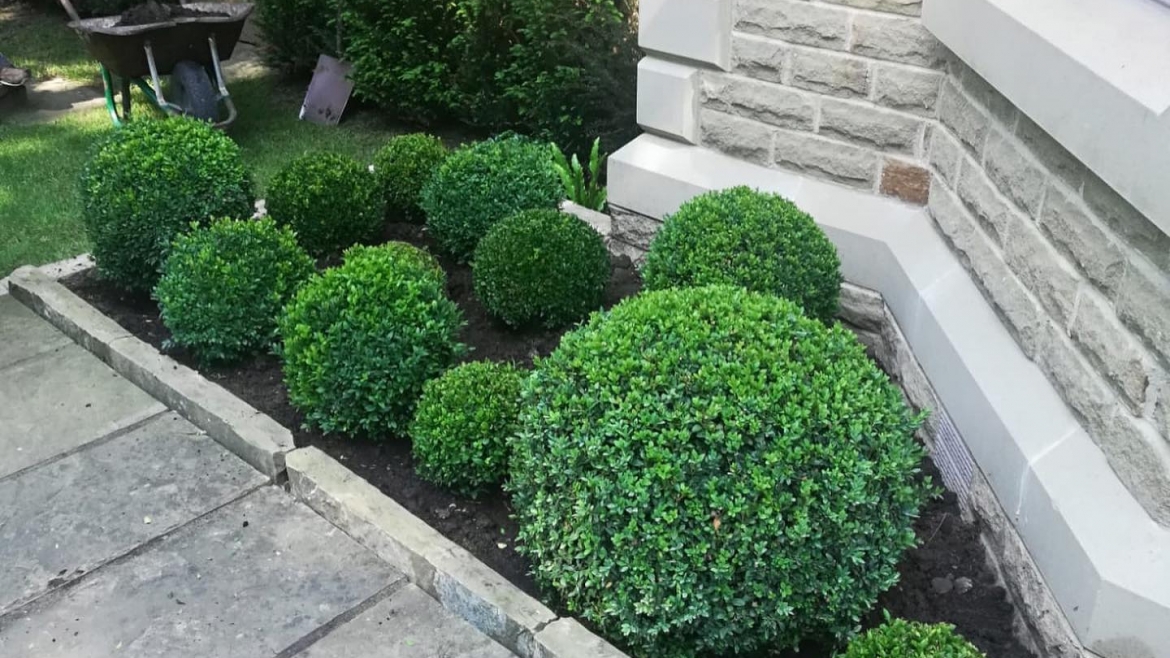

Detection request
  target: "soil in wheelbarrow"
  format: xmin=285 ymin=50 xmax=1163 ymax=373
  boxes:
xmin=117 ymin=1 xmax=227 ymax=26
xmin=62 ymin=222 xmax=1036 ymax=658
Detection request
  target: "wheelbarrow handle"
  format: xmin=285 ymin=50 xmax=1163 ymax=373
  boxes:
xmin=57 ymin=0 xmax=82 ymax=23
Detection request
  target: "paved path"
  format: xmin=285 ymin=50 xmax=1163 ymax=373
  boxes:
xmin=0 ymin=292 xmax=513 ymax=657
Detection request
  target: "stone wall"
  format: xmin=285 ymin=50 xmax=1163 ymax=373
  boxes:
xmin=685 ymin=0 xmax=1170 ymax=525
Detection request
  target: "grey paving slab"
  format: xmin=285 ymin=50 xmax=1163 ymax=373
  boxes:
xmin=0 ymin=343 xmax=165 ymax=479
xmin=0 ymin=486 xmax=404 ymax=658
xmin=295 ymin=583 xmax=514 ymax=658
xmin=0 ymin=295 xmax=70 ymax=370
xmin=0 ymin=413 xmax=267 ymax=615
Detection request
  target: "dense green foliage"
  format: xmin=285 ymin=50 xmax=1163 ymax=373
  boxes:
xmin=551 ymin=139 xmax=607 ymax=212
xmin=373 ymin=133 xmax=449 ymax=222
xmin=80 ymin=118 xmax=254 ymax=291
xmin=420 ymin=136 xmax=562 ymax=262
xmin=278 ymin=243 xmax=465 ymax=436
xmin=510 ymin=286 xmax=930 ymax=657
xmin=843 ymin=618 xmax=985 ymax=658
xmin=473 ymin=209 xmax=610 ymax=328
xmin=155 ymin=218 xmax=315 ymax=364
xmin=409 ymin=361 xmax=525 ymax=496
xmin=642 ymin=186 xmax=843 ymax=322
xmin=257 ymin=0 xmax=639 ymax=154
xmin=265 ymin=152 xmax=383 ymax=257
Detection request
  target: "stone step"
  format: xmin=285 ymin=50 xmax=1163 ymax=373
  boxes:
xmin=294 ymin=583 xmax=514 ymax=658
xmin=0 ymin=343 xmax=165 ymax=480
xmin=0 ymin=486 xmax=403 ymax=658
xmin=0 ymin=413 xmax=267 ymax=615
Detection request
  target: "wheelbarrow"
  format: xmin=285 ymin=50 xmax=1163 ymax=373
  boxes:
xmin=57 ymin=0 xmax=252 ymax=128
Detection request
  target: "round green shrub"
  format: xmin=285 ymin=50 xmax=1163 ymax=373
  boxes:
xmin=510 ymin=285 xmax=930 ymax=657
xmin=409 ymin=361 xmax=525 ymax=496
xmin=265 ymin=153 xmax=383 ymax=257
xmin=373 ymin=133 xmax=449 ymax=222
xmin=843 ymin=618 xmax=985 ymax=658
xmin=419 ymin=135 xmax=563 ymax=262
xmin=473 ymin=209 xmax=610 ymax=329
xmin=641 ymin=186 xmax=843 ymax=322
xmin=80 ymin=118 xmax=254 ymax=292
xmin=278 ymin=242 xmax=465 ymax=436
xmin=155 ymin=218 xmax=315 ymax=365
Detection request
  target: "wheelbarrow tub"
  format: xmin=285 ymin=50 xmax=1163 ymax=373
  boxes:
xmin=68 ymin=3 xmax=253 ymax=79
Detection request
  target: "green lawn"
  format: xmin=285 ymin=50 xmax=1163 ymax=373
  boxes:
xmin=0 ymin=3 xmax=98 ymax=84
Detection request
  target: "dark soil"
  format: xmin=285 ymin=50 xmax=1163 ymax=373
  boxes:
xmin=62 ymin=223 xmax=1034 ymax=658
xmin=117 ymin=1 xmax=227 ymax=26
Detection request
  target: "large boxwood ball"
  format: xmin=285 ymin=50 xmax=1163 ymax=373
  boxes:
xmin=510 ymin=285 xmax=930 ymax=657
xmin=80 ymin=118 xmax=254 ymax=291
xmin=266 ymin=152 xmax=383 ymax=257
xmin=419 ymin=135 xmax=563 ymax=262
xmin=843 ymin=618 xmax=985 ymax=658
xmin=409 ymin=361 xmax=525 ymax=497
xmin=155 ymin=218 xmax=315 ymax=365
xmin=278 ymin=242 xmax=466 ymax=436
xmin=373 ymin=133 xmax=449 ymax=223
xmin=473 ymin=209 xmax=610 ymax=328
xmin=641 ymin=186 xmax=843 ymax=322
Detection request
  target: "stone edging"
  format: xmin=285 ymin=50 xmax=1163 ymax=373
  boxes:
xmin=5 ymin=265 xmax=628 ymax=658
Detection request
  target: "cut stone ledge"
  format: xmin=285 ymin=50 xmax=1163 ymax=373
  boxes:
xmin=6 ymin=266 xmax=295 ymax=480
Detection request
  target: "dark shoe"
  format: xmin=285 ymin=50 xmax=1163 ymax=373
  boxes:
xmin=0 ymin=67 xmax=31 ymax=87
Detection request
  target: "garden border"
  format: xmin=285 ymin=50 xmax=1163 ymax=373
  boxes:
xmin=3 ymin=265 xmax=629 ymax=658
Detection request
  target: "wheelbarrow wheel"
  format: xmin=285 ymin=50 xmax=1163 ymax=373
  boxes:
xmin=171 ymin=61 xmax=218 ymax=122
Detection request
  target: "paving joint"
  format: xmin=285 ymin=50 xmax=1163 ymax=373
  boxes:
xmin=271 ymin=578 xmax=411 ymax=658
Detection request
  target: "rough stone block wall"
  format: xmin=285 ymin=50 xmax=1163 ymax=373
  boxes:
xmin=701 ymin=0 xmax=944 ymax=204
xmin=694 ymin=0 xmax=1170 ymax=525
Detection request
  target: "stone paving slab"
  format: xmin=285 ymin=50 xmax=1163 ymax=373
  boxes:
xmin=295 ymin=583 xmax=514 ymax=658
xmin=0 ymin=486 xmax=403 ymax=658
xmin=0 ymin=295 xmax=71 ymax=370
xmin=0 ymin=343 xmax=165 ymax=480
xmin=0 ymin=413 xmax=267 ymax=615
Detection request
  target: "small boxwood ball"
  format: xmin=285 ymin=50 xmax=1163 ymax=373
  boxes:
xmin=266 ymin=152 xmax=384 ymax=257
xmin=81 ymin=117 xmax=254 ymax=291
xmin=420 ymin=135 xmax=563 ymax=262
xmin=843 ymin=618 xmax=986 ymax=658
xmin=641 ymin=186 xmax=843 ymax=322
xmin=278 ymin=242 xmax=465 ymax=436
xmin=511 ymin=285 xmax=931 ymax=657
xmin=373 ymin=133 xmax=449 ymax=222
xmin=473 ymin=209 xmax=610 ymax=329
xmin=410 ymin=361 xmax=525 ymax=497
xmin=155 ymin=218 xmax=315 ymax=364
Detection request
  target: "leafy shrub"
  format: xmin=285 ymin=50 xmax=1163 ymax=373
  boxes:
xmin=843 ymin=618 xmax=985 ymax=658
xmin=278 ymin=242 xmax=465 ymax=436
xmin=81 ymin=118 xmax=254 ymax=292
xmin=510 ymin=285 xmax=930 ymax=657
xmin=420 ymin=135 xmax=562 ymax=262
xmin=254 ymin=0 xmax=341 ymax=74
xmin=473 ymin=209 xmax=610 ymax=328
xmin=155 ymin=218 xmax=315 ymax=364
xmin=265 ymin=153 xmax=383 ymax=257
xmin=409 ymin=361 xmax=525 ymax=496
xmin=373 ymin=134 xmax=449 ymax=222
xmin=641 ymin=186 xmax=843 ymax=322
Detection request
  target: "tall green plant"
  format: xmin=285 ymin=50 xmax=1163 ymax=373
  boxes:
xmin=550 ymin=138 xmax=607 ymax=211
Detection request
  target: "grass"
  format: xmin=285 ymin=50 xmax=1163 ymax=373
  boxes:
xmin=0 ymin=3 xmax=98 ymax=85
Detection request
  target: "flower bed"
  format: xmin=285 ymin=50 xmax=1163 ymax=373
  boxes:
xmin=63 ymin=222 xmax=1033 ymax=658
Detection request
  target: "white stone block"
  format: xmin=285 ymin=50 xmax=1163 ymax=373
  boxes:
xmin=640 ymin=0 xmax=733 ymax=69
xmin=637 ymin=58 xmax=701 ymax=143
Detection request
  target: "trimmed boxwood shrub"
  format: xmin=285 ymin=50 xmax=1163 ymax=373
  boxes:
xmin=80 ymin=118 xmax=254 ymax=291
xmin=278 ymin=242 xmax=465 ymax=436
xmin=155 ymin=218 xmax=315 ymax=365
xmin=510 ymin=285 xmax=930 ymax=657
xmin=409 ymin=361 xmax=525 ymax=496
xmin=473 ymin=209 xmax=610 ymax=328
xmin=843 ymin=618 xmax=985 ymax=658
xmin=420 ymin=135 xmax=563 ymax=262
xmin=641 ymin=186 xmax=843 ymax=322
xmin=265 ymin=153 xmax=383 ymax=257
xmin=373 ymin=133 xmax=449 ymax=222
